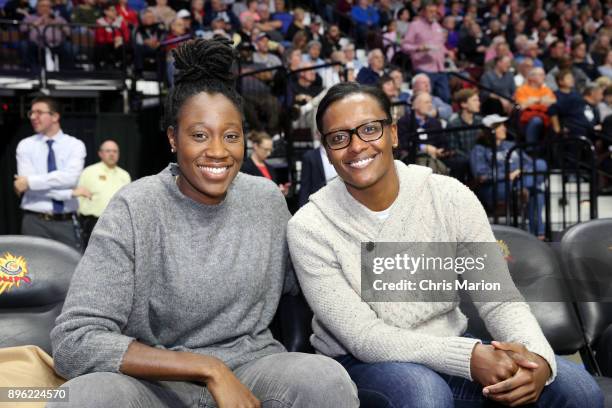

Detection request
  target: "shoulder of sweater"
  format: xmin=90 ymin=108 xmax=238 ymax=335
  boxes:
xmin=111 ymin=172 xmax=164 ymax=206
xmin=234 ymin=172 xmax=287 ymax=208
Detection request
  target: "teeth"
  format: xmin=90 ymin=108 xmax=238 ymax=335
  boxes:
xmin=348 ymin=157 xmax=374 ymax=169
xmin=198 ymin=165 xmax=229 ymax=174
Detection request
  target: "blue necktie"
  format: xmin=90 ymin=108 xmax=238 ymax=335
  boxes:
xmin=47 ymin=140 xmax=64 ymax=214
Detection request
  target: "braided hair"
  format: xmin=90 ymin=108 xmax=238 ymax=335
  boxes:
xmin=164 ymin=37 xmax=243 ymax=130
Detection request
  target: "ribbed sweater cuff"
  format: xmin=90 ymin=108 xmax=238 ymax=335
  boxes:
xmin=525 ymin=342 xmax=558 ymax=385
xmin=444 ymin=337 xmax=482 ymax=380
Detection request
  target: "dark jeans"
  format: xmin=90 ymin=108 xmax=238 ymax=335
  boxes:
xmin=20 ymin=41 xmax=74 ymax=71
xmin=335 ymin=354 xmax=603 ymax=408
xmin=79 ymin=214 xmax=98 ymax=249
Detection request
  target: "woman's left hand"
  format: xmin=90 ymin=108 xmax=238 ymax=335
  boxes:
xmin=482 ymin=341 xmax=551 ymax=407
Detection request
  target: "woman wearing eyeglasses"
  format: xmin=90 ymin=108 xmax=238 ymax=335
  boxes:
xmin=287 ymin=81 xmax=603 ymax=407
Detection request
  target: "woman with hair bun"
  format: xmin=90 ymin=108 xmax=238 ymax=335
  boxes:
xmin=49 ymin=37 xmax=358 ymax=408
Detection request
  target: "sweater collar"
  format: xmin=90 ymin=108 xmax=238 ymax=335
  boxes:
xmin=309 ymin=161 xmax=432 ymax=241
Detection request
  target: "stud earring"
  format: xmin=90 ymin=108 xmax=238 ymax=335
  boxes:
xmin=171 ymin=147 xmax=176 ymax=153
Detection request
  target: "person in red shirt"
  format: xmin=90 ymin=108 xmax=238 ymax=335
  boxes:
xmin=115 ymin=0 xmax=138 ymax=27
xmin=94 ymin=3 xmax=130 ymax=68
xmin=241 ymin=131 xmax=290 ymax=196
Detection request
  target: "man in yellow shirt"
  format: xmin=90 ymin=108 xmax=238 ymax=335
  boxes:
xmin=73 ymin=140 xmax=131 ymax=246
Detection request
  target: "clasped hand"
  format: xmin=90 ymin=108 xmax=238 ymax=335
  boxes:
xmin=471 ymin=341 xmax=550 ymax=407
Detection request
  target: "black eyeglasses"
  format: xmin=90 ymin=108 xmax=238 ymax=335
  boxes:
xmin=322 ymin=119 xmax=391 ymax=150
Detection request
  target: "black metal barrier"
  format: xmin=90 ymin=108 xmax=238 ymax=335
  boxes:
xmin=411 ymin=125 xmax=601 ymax=239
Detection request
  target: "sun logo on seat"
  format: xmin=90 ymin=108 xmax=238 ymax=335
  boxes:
xmin=0 ymin=253 xmax=31 ymax=295
xmin=496 ymin=240 xmax=513 ymax=262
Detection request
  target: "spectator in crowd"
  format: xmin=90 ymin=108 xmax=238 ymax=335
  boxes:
xmin=320 ymin=24 xmax=342 ymax=60
xmin=382 ymin=20 xmax=400 ymax=62
xmin=442 ymin=15 xmax=459 ymax=52
xmin=298 ymin=142 xmax=337 ymax=208
xmin=546 ymin=55 xmax=591 ymax=93
xmin=163 ymin=17 xmax=189 ymax=86
xmin=484 ymin=36 xmax=512 ymax=66
xmin=52 ymin=0 xmax=70 ymax=22
xmin=306 ymin=15 xmax=323 ymax=43
xmin=134 ymin=8 xmax=165 ymax=73
xmin=255 ymin=2 xmax=283 ymax=42
xmin=401 ymin=0 xmax=451 ymax=103
xmin=241 ymin=131 xmax=290 ymax=196
xmin=190 ymin=0 xmax=204 ymax=33
xmin=204 ymin=0 xmax=240 ymax=31
xmin=388 ymin=67 xmax=410 ymax=104
xmin=515 ymin=40 xmax=544 ymax=69
xmin=599 ymin=49 xmax=612 ymax=80
xmin=74 ymin=140 xmax=131 ymax=248
xmin=379 ymin=75 xmax=405 ymax=121
xmin=515 ymin=67 xmax=557 ymax=144
xmin=14 ymin=96 xmax=86 ymax=249
xmin=350 ymin=0 xmax=379 ymax=47
xmin=71 ymin=0 xmax=99 ymax=25
xmin=290 ymin=61 xmax=325 ymax=131
xmin=49 ymin=38 xmax=358 ymax=408
xmin=600 ymin=85 xmax=612 ymax=120
xmin=177 ymin=9 xmax=192 ymax=32
xmin=94 ymin=3 xmax=130 ymax=69
xmin=458 ymin=22 xmax=488 ymax=67
xmin=471 ymin=115 xmax=548 ymax=238
xmin=116 ymin=0 xmax=138 ymax=27
xmin=151 ymin=0 xmax=176 ymax=28
xmin=542 ymin=39 xmax=566 ymax=72
xmin=480 ymin=55 xmax=516 ymax=115
xmin=549 ymin=70 xmax=599 ymax=140
xmin=239 ymin=0 xmax=259 ymax=23
xmin=395 ymin=7 xmax=410 ymax=39
xmin=303 ymin=40 xmax=324 ymax=67
xmin=400 ymin=90 xmax=469 ymax=180
xmin=448 ymin=88 xmax=482 ymax=159
xmin=285 ymin=7 xmax=305 ymax=41
xmin=514 ymin=56 xmax=533 ymax=88
xmin=290 ymin=29 xmax=308 ymax=53
xmin=270 ymin=0 xmax=292 ymax=37
xmin=3 ymin=0 xmax=33 ymax=21
xmin=356 ymin=48 xmax=385 ymax=86
xmin=287 ymin=82 xmax=602 ymax=408
xmin=590 ymin=32 xmax=610 ymax=67
xmin=20 ymin=0 xmax=73 ymax=71
xmin=237 ymin=14 xmax=256 ymax=45
xmin=342 ymin=42 xmax=364 ymax=76
xmin=410 ymin=73 xmax=452 ymax=121
xmin=320 ymin=50 xmax=346 ymax=89
xmin=572 ymin=39 xmax=598 ymax=80
xmin=582 ymin=84 xmax=604 ymax=136
xmin=377 ymin=0 xmax=393 ymax=29
xmin=253 ymin=32 xmax=282 ymax=68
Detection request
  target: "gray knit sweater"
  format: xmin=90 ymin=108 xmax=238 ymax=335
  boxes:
xmin=51 ymin=164 xmax=294 ymax=379
xmin=287 ymin=161 xmax=557 ymax=383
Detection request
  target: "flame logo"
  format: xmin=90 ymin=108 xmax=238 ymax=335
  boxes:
xmin=497 ymin=240 xmax=514 ymax=262
xmin=0 ymin=252 xmax=31 ymax=295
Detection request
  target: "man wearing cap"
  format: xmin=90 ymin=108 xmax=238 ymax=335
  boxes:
xmin=253 ymin=32 xmax=282 ymax=68
xmin=204 ymin=0 xmax=240 ymax=31
xmin=401 ymin=0 xmax=451 ymax=103
xmin=14 ymin=96 xmax=86 ymax=249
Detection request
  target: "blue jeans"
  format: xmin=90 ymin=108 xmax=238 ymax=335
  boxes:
xmin=479 ymin=159 xmax=547 ymax=236
xmin=421 ymin=71 xmax=451 ymax=103
xmin=335 ymin=354 xmax=603 ymax=408
xmin=525 ymin=116 xmax=544 ymax=145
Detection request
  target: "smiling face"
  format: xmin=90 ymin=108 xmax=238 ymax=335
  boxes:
xmin=30 ymin=101 xmax=60 ymax=136
xmin=167 ymin=92 xmax=244 ymax=206
xmin=322 ymin=93 xmax=398 ymax=200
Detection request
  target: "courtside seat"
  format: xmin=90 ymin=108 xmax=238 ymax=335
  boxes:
xmin=0 ymin=236 xmax=80 ymax=354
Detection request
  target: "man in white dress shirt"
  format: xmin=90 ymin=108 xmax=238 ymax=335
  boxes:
xmin=14 ymin=96 xmax=86 ymax=249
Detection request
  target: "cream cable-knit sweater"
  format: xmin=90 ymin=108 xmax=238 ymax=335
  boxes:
xmin=287 ymin=161 xmax=557 ymax=382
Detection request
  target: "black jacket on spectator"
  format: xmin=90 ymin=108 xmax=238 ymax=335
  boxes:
xmin=356 ymin=66 xmax=381 ymax=86
xmin=298 ymin=148 xmax=327 ymax=208
xmin=397 ymin=110 xmax=444 ymax=158
xmin=203 ymin=8 xmax=240 ymax=31
xmin=241 ymin=157 xmax=279 ymax=183
xmin=3 ymin=0 xmax=32 ymax=20
xmin=320 ymin=36 xmax=341 ymax=59
xmin=549 ymin=90 xmax=599 ymax=140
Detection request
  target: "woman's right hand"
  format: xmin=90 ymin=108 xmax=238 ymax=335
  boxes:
xmin=206 ymin=361 xmax=261 ymax=408
xmin=470 ymin=343 xmax=519 ymax=386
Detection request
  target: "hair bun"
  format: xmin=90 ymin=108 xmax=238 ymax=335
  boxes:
xmin=172 ymin=37 xmax=237 ymax=86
